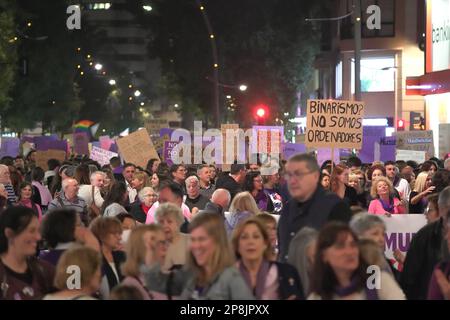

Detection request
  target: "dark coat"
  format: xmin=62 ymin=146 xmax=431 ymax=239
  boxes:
xmin=278 ymin=185 xmax=352 ymax=263
xmin=215 ymin=174 xmax=241 ymax=200
xmin=400 ymin=218 xmax=447 ymax=300
xmin=273 ymin=261 xmax=305 ymax=300
xmin=129 ymin=200 xmax=147 ymax=223
xmin=102 ymin=250 xmax=126 ymax=293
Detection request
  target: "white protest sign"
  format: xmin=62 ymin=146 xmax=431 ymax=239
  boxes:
xmin=395 ymin=149 xmax=426 ymax=164
xmin=379 ymin=214 xmax=427 ymax=260
xmin=90 ymin=146 xmax=118 ymax=166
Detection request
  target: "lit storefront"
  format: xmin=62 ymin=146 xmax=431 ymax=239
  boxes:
xmin=406 ymin=0 xmax=450 ymax=157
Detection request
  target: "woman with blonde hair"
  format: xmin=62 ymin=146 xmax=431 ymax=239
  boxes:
xmin=130 ymin=171 xmax=150 ymax=196
xmin=225 ymin=191 xmax=260 ymax=236
xmin=181 ymin=213 xmax=254 ymax=299
xmin=409 ymin=172 xmax=435 ymax=213
xmin=368 ymin=177 xmax=405 ymax=215
xmin=43 ymin=247 xmax=102 ymax=300
xmin=121 ymin=224 xmax=168 ymax=299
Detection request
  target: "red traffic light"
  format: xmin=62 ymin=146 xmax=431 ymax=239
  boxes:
xmin=397 ymin=119 xmax=405 ymax=131
xmin=256 ymin=108 xmax=266 ymax=118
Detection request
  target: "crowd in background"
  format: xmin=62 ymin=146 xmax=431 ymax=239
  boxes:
xmin=0 ymin=149 xmax=449 ymax=300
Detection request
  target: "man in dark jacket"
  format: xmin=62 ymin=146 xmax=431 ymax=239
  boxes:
xmin=400 ymin=186 xmax=450 ymax=300
xmin=198 ymin=188 xmax=231 ymax=217
xmin=215 ymin=163 xmax=246 ymax=200
xmin=278 ymin=153 xmax=352 ymax=263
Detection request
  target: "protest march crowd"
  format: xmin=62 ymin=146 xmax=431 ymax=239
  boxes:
xmin=0 ymin=149 xmax=449 ymax=301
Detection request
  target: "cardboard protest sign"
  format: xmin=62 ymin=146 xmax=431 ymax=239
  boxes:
xmin=35 ymin=150 xmax=66 ymax=171
xmin=439 ymin=123 xmax=450 ymax=159
xmin=0 ymin=138 xmax=20 ymax=158
xmin=394 ymin=130 xmax=434 ymax=159
xmin=116 ymin=129 xmax=160 ymax=168
xmin=306 ymin=99 xmax=364 ymax=149
xmin=90 ymin=146 xmax=118 ymax=166
xmin=145 ymin=119 xmax=170 ymax=152
xmin=396 ymin=149 xmax=426 ymax=164
xmin=251 ymin=126 xmax=283 ymax=155
xmin=73 ymin=132 xmax=90 ymax=155
xmin=379 ymin=215 xmax=427 ymax=261
xmin=316 ymin=148 xmax=340 ymax=166
xmin=221 ymin=124 xmax=240 ymax=170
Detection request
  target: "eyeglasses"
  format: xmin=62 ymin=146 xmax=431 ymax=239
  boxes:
xmin=145 ymin=194 xmax=158 ymax=198
xmin=284 ymin=171 xmax=314 ymax=181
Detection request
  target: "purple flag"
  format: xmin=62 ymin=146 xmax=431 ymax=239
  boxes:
xmin=0 ymin=138 xmax=20 ymax=158
xmin=358 ymin=126 xmax=386 ymax=164
xmin=282 ymin=143 xmax=306 ymax=160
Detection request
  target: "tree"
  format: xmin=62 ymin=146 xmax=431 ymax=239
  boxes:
xmin=143 ymin=0 xmax=328 ymax=128
xmin=0 ymin=0 xmax=17 ymax=126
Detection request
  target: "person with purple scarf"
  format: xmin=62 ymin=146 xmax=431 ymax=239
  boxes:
xmin=368 ymin=177 xmax=405 ymax=215
xmin=232 ymin=218 xmax=304 ymax=300
xmin=243 ymin=171 xmax=273 ymax=212
xmin=308 ymin=222 xmax=405 ymax=300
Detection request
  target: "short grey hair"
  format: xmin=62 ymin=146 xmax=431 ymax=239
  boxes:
xmin=90 ymin=171 xmax=106 ymax=181
xmin=211 ymin=188 xmax=231 ymax=207
xmin=438 ymin=186 xmax=450 ymax=209
xmin=185 ymin=175 xmax=199 ymax=187
xmin=154 ymin=202 xmax=184 ymax=226
xmin=62 ymin=178 xmax=77 ymax=190
xmin=350 ymin=212 xmax=386 ymax=236
xmin=288 ymin=153 xmax=319 ymax=173
xmin=138 ymin=187 xmax=155 ymax=202
xmin=444 ymin=158 xmax=450 ymax=170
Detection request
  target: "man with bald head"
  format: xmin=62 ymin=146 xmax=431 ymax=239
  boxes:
xmin=48 ymin=178 xmax=89 ymax=226
xmin=197 ymin=188 xmax=231 ymax=217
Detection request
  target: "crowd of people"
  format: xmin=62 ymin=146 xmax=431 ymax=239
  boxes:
xmin=0 ymin=150 xmax=449 ymax=300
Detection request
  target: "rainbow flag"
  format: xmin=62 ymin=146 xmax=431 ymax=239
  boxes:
xmin=73 ymin=120 xmax=94 ymax=134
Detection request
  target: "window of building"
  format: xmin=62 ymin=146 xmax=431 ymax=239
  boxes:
xmin=351 ymin=56 xmax=395 ymax=92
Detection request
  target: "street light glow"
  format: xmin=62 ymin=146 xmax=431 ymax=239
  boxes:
xmin=226 ymin=95 xmax=232 ymax=99
xmin=134 ymin=90 xmax=141 ymax=97
xmin=94 ymin=63 xmax=103 ymax=70
xmin=239 ymin=84 xmax=248 ymax=91
xmin=143 ymin=5 xmax=152 ymax=11
xmin=109 ymin=79 xmax=116 ymax=85
xmin=140 ymin=102 xmax=145 ymax=106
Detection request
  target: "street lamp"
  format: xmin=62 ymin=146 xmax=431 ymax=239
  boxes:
xmin=134 ymin=90 xmax=141 ymax=97
xmin=143 ymin=5 xmax=152 ymax=12
xmin=109 ymin=79 xmax=116 ymax=85
xmin=239 ymin=84 xmax=248 ymax=92
xmin=94 ymin=63 xmax=103 ymax=70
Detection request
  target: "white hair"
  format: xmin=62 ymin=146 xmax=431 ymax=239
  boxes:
xmin=90 ymin=171 xmax=106 ymax=181
xmin=0 ymin=164 xmax=8 ymax=174
xmin=185 ymin=175 xmax=199 ymax=186
xmin=138 ymin=186 xmax=155 ymax=202
xmin=62 ymin=178 xmax=77 ymax=190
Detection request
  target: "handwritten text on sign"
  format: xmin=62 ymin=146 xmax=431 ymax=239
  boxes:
xmin=306 ymin=99 xmax=365 ymax=149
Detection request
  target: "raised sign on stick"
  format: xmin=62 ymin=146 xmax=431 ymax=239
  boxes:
xmin=306 ymin=99 xmax=365 ymax=149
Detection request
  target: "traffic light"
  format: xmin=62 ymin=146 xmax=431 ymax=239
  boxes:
xmin=255 ymin=104 xmax=268 ymax=125
xmin=397 ymin=119 xmax=405 ymax=131
xmin=419 ymin=117 xmax=426 ymax=130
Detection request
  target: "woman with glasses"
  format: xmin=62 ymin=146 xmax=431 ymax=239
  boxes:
xmin=155 ymin=203 xmax=190 ymax=271
xmin=130 ymin=187 xmax=158 ymax=224
xmin=244 ymin=171 xmax=273 ymax=212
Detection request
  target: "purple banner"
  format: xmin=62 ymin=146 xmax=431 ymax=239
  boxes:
xmin=73 ymin=132 xmax=90 ymax=155
xmin=379 ymin=136 xmax=396 ymax=162
xmin=358 ymin=126 xmax=386 ymax=164
xmin=163 ymin=141 xmax=179 ymax=166
xmin=282 ymin=143 xmax=306 ymax=160
xmin=317 ymin=148 xmax=340 ymax=166
xmin=0 ymin=138 xmax=20 ymax=158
